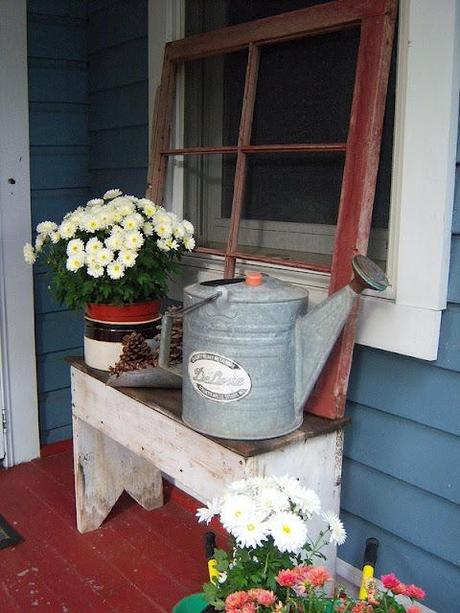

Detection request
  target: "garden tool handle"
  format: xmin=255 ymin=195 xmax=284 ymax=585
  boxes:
xmin=358 ymin=537 xmax=379 ymax=600
xmin=204 ymin=532 xmax=219 ymax=584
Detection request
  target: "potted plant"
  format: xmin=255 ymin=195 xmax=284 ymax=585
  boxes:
xmin=190 ymin=476 xmax=426 ymax=613
xmin=24 ymin=188 xmax=195 ymax=370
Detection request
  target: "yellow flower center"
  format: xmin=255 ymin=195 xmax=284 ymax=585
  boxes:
xmin=282 ymin=524 xmax=291 ymax=534
xmin=247 ymin=523 xmax=255 ymax=532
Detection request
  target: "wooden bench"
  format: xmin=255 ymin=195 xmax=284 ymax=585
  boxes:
xmin=68 ymin=357 xmax=349 ymax=571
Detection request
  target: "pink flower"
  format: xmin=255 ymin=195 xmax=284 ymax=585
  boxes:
xmin=404 ymin=584 xmax=426 ymax=600
xmin=276 ymin=569 xmax=301 ymax=587
xmin=392 ymin=582 xmax=407 ymax=596
xmin=240 ymin=605 xmax=256 ymax=613
xmin=406 ymin=607 xmax=421 ymax=613
xmin=225 ymin=591 xmax=250 ymax=609
xmin=381 ymin=573 xmax=401 ymax=591
xmin=247 ymin=589 xmax=276 ymax=607
xmin=305 ymin=566 xmax=332 ymax=588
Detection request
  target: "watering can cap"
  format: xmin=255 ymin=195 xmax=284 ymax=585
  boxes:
xmin=352 ymin=255 xmax=389 ymax=292
xmin=245 ymin=271 xmax=263 ymax=286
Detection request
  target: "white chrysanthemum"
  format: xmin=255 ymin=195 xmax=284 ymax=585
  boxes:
xmin=154 ymin=220 xmax=173 ymax=239
xmin=86 ymin=198 xmax=104 ymax=208
xmin=68 ymin=208 xmax=85 ymax=226
xmin=280 ymin=479 xmax=321 ymax=516
xmin=220 ymin=495 xmax=258 ymax=533
xmin=164 ymin=238 xmax=179 ymax=251
xmin=112 ymin=197 xmax=135 ymax=216
xmin=125 ymin=230 xmax=144 ymax=250
xmin=96 ymin=248 xmax=114 ymax=266
xmin=97 ymin=207 xmax=115 ymax=228
xmin=66 ymin=254 xmax=85 ymax=272
xmin=258 ymin=487 xmax=290 ymax=514
xmin=66 ymin=238 xmax=85 ymax=256
xmin=23 ymin=243 xmax=36 ymax=264
xmin=107 ymin=260 xmax=125 ymax=280
xmin=105 ymin=232 xmax=124 ymax=251
xmin=142 ymin=222 xmax=154 ymax=236
xmin=35 ymin=235 xmax=45 ymax=252
xmin=196 ymin=497 xmax=222 ymax=525
xmin=173 ymin=222 xmax=186 ymax=239
xmin=323 ymin=511 xmax=347 ymax=545
xmin=156 ymin=238 xmax=170 ymax=252
xmin=85 ymin=253 xmax=99 ymax=268
xmin=111 ymin=209 xmax=123 ymax=223
xmin=125 ymin=194 xmax=139 ymax=203
xmin=234 ymin=518 xmax=270 ymax=549
xmin=122 ymin=213 xmax=144 ymax=231
xmin=269 ymin=511 xmax=308 ymax=553
xmin=49 ymin=231 xmax=61 ymax=244
xmin=182 ymin=220 xmax=194 ymax=236
xmin=118 ymin=249 xmax=137 ymax=268
xmin=227 ymin=479 xmax=252 ymax=495
xmin=36 ymin=221 xmax=58 ymax=235
xmin=183 ymin=236 xmax=195 ymax=251
xmin=103 ymin=188 xmax=122 ymax=200
xmin=59 ymin=220 xmax=77 ymax=239
xmin=138 ymin=198 xmax=157 ymax=217
xmin=86 ymin=237 xmax=104 ymax=254
xmin=81 ymin=214 xmax=100 ymax=233
xmin=87 ymin=264 xmax=104 ymax=278
xmin=111 ymin=224 xmax=123 ymax=235
xmin=152 ymin=209 xmax=170 ymax=224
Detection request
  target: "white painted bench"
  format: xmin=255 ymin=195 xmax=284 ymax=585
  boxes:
xmin=69 ymin=357 xmax=348 ymax=572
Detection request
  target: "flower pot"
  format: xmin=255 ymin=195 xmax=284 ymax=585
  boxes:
xmin=172 ymin=593 xmax=209 ymax=613
xmin=84 ymin=300 xmax=161 ymax=371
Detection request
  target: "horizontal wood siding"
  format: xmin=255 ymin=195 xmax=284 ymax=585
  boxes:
xmin=88 ymin=0 xmax=149 ymax=197
xmin=28 ymin=0 xmax=87 ymax=445
xmin=341 ymin=121 xmax=460 ymax=611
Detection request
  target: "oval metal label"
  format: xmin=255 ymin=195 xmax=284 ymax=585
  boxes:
xmin=188 ymin=351 xmax=251 ymax=403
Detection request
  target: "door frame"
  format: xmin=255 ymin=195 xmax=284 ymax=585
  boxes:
xmin=0 ymin=0 xmax=40 ymax=466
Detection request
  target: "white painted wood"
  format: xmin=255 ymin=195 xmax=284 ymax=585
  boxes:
xmin=73 ymin=415 xmax=163 ymax=533
xmin=148 ymin=0 xmax=459 ymax=361
xmin=71 ymin=365 xmax=343 ymax=570
xmin=0 ymin=0 xmax=40 ymax=466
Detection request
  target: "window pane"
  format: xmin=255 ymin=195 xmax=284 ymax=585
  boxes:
xmin=176 ymin=154 xmax=237 ymax=251
xmin=250 ymin=30 xmax=360 ymax=145
xmin=182 ymin=52 xmax=247 ymax=149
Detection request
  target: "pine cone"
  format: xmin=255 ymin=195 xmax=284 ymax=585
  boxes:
xmin=109 ymin=331 xmax=156 ymax=376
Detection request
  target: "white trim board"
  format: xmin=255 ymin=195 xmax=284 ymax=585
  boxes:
xmin=0 ymin=0 xmax=40 ymax=466
xmin=148 ymin=0 xmax=460 ymax=361
xmin=336 ymin=558 xmax=436 ymax=613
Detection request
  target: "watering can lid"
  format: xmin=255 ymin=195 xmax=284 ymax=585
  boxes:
xmin=185 ymin=273 xmax=309 ymax=304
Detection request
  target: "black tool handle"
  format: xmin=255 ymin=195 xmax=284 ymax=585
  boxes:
xmin=363 ymin=537 xmax=379 ymax=567
xmin=204 ymin=531 xmax=216 ymax=561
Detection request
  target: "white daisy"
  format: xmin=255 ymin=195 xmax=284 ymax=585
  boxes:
xmin=118 ymin=249 xmax=137 ymax=268
xmin=103 ymin=188 xmax=122 ymax=200
xmin=49 ymin=231 xmax=61 ymax=244
xmin=258 ymin=487 xmax=290 ymax=514
xmin=196 ymin=497 xmax=222 ymax=525
xmin=87 ymin=264 xmax=104 ymax=278
xmin=96 ymin=248 xmax=114 ymax=266
xmin=23 ymin=243 xmax=36 ymax=264
xmin=125 ymin=230 xmax=144 ymax=251
xmin=107 ymin=260 xmax=125 ymax=280
xmin=156 ymin=238 xmax=170 ymax=252
xmin=86 ymin=198 xmax=104 ymax=207
xmin=182 ymin=220 xmax=194 ymax=236
xmin=59 ymin=220 xmax=77 ymax=239
xmin=66 ymin=254 xmax=85 ymax=272
xmin=138 ymin=198 xmax=157 ymax=217
xmin=154 ymin=219 xmax=173 ymax=239
xmin=85 ymin=253 xmax=99 ymax=268
xmin=220 ymin=495 xmax=257 ymax=533
xmin=111 ymin=224 xmax=124 ymax=235
xmin=164 ymin=238 xmax=179 ymax=251
xmin=66 ymin=238 xmax=85 ymax=256
xmin=105 ymin=232 xmax=124 ymax=251
xmin=234 ymin=518 xmax=270 ymax=549
xmin=112 ymin=197 xmax=135 ymax=216
xmin=269 ymin=511 xmax=308 ymax=553
xmin=35 ymin=235 xmax=45 ymax=252
xmin=122 ymin=213 xmax=144 ymax=231
xmin=227 ymin=479 xmax=252 ymax=495
xmin=86 ymin=237 xmax=104 ymax=254
xmin=36 ymin=221 xmax=57 ymax=235
xmin=323 ymin=511 xmax=347 ymax=545
xmin=81 ymin=214 xmax=100 ymax=233
xmin=183 ymin=236 xmax=195 ymax=251
xmin=142 ymin=222 xmax=154 ymax=236
xmin=173 ymin=222 xmax=186 ymax=239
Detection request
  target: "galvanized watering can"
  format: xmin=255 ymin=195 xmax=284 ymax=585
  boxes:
xmin=161 ymin=255 xmax=388 ymax=440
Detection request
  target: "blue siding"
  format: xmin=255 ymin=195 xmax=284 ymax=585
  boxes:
xmin=28 ymin=0 xmax=88 ymax=445
xmin=341 ymin=128 xmax=460 ymax=611
xmin=88 ymin=0 xmax=148 ymax=197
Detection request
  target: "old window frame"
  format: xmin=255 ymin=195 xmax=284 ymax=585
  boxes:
xmin=148 ymin=0 xmax=397 ymax=419
xmin=148 ymin=0 xmax=460 ymax=363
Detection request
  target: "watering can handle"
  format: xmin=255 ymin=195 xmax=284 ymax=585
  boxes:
xmin=350 ymin=255 xmax=389 ymax=294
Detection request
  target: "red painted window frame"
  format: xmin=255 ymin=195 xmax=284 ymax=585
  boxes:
xmin=147 ymin=0 xmax=397 ymax=419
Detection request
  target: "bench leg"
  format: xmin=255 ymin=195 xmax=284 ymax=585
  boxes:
xmin=73 ymin=416 xmax=163 ymax=533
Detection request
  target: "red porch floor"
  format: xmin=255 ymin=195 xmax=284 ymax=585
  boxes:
xmin=0 ymin=449 xmax=220 ymax=612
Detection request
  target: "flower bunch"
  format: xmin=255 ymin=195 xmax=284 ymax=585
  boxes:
xmin=223 ymin=567 xmax=425 ymax=613
xmin=196 ymin=476 xmax=346 ymax=609
xmin=23 ymin=189 xmax=195 ymax=309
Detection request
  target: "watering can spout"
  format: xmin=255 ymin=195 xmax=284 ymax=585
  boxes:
xmin=294 ymin=255 xmax=388 ymax=418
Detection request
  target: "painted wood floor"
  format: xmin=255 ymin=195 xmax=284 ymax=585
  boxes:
xmin=0 ymin=449 xmax=220 ymax=613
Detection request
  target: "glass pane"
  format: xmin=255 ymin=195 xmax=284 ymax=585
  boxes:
xmin=251 ymin=29 xmax=360 ymax=145
xmin=168 ymin=154 xmax=237 ymax=251
xmin=181 ymin=51 xmax=247 ymax=149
